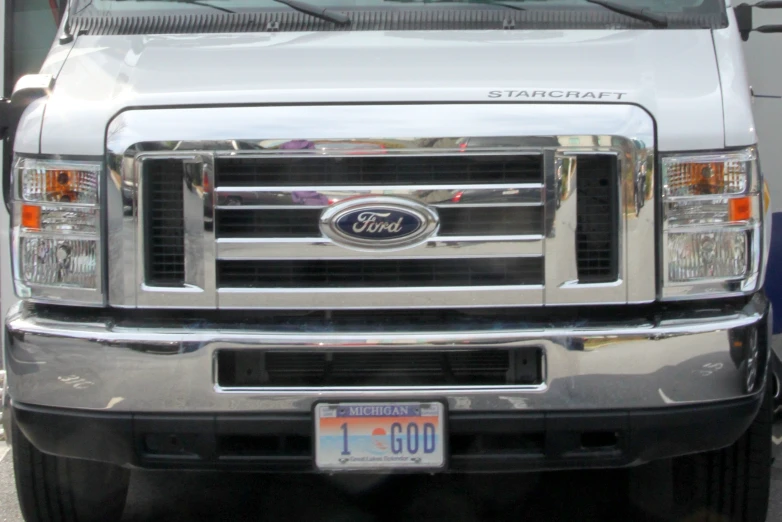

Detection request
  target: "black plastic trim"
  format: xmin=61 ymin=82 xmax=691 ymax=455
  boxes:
xmin=70 ymin=7 xmax=727 ymax=36
xmin=12 ymin=392 xmax=763 ymax=473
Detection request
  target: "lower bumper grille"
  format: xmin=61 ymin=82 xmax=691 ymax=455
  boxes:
xmin=217 ymin=258 xmax=543 ymax=288
xmin=217 ymin=348 xmax=542 ymax=387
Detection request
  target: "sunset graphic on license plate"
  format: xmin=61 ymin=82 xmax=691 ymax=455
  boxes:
xmin=315 ymin=402 xmax=445 ymax=470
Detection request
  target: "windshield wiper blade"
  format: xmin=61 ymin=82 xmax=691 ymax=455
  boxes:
xmin=115 ymin=0 xmax=236 ymax=14
xmin=117 ymin=0 xmax=349 ymax=25
xmin=271 ymin=0 xmax=351 ymax=25
xmin=383 ymin=0 xmax=525 ymax=11
xmin=464 ymin=1 xmax=526 ymax=11
xmin=585 ymin=0 xmax=668 ymax=28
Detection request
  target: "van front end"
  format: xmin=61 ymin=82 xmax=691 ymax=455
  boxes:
xmin=2 ymin=1 xmax=780 ymax=521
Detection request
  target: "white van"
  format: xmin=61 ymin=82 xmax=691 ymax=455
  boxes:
xmin=1 ymin=1 xmax=781 ymax=521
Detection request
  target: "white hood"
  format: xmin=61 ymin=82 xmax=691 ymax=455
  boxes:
xmin=21 ymin=27 xmax=755 ymax=155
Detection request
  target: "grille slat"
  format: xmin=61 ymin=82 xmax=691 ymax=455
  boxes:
xmin=216 ymin=207 xmax=543 ymax=238
xmin=217 ymin=349 xmax=543 ymax=387
xmin=216 ymin=154 xmax=543 ymax=187
xmin=576 ymin=156 xmax=618 ymax=283
xmin=145 ymin=159 xmax=185 ymax=286
xmin=217 ymin=258 xmax=542 ymax=288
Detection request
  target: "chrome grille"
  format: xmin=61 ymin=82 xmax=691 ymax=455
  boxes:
xmin=210 ymin=151 xmax=547 ymax=293
xmin=106 ymin=104 xmax=656 ymax=308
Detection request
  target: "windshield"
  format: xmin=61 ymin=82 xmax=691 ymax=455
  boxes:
xmin=73 ymin=0 xmax=723 ymax=15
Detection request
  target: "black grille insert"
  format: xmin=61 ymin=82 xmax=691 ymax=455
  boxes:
xmin=217 ymin=348 xmax=542 ymax=387
xmin=215 ymin=206 xmax=543 ymax=238
xmin=216 ymin=154 xmax=543 ymax=187
xmin=576 ymin=155 xmax=618 ymax=283
xmin=437 ymin=207 xmax=542 ymax=236
xmin=145 ymin=159 xmax=185 ymax=286
xmin=217 ymin=258 xmax=543 ymax=288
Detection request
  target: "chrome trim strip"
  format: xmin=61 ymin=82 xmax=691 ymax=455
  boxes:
xmin=106 ymin=104 xmax=656 ymax=309
xmin=212 ymin=150 xmax=545 ymax=159
xmin=183 ymin=158 xmax=206 ymax=289
xmin=4 ymin=297 xmax=769 ymax=412
xmin=544 ymin=153 xmax=579 ymax=301
xmin=626 ymin=136 xmax=656 ymax=303
xmin=217 ymin=286 xmax=546 ymax=309
xmin=215 ymin=202 xmax=543 ymax=209
xmin=107 ymin=155 xmax=137 ymax=307
xmin=216 ymin=236 xmax=544 ymax=260
xmin=215 ymin=185 xmax=544 ymax=208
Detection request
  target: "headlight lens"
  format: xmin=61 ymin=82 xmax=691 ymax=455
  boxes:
xmin=11 ymin=157 xmax=103 ymax=305
xmin=661 ymin=147 xmax=763 ymax=299
xmin=21 ymin=238 xmax=98 ymax=288
xmin=667 ymin=230 xmax=748 ymax=282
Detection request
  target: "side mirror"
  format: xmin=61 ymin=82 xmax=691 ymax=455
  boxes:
xmin=0 ymin=99 xmax=11 ymax=141
xmin=736 ymin=1 xmax=782 ymax=41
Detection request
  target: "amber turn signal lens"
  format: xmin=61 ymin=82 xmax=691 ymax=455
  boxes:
xmin=729 ymin=197 xmax=752 ymax=222
xmin=45 ymin=170 xmax=80 ymax=203
xmin=21 ymin=204 xmax=41 ymax=230
xmin=663 ymin=153 xmax=750 ymax=198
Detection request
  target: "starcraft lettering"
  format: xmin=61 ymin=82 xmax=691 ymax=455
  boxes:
xmin=488 ymin=90 xmax=628 ymax=100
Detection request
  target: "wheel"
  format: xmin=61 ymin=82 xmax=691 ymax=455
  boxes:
xmin=12 ymin=418 xmax=130 ymax=522
xmin=771 ymin=350 xmax=782 ymax=417
xmin=630 ymin=372 xmax=773 ymax=522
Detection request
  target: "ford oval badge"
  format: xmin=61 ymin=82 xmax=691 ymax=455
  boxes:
xmin=320 ymin=197 xmax=439 ymax=251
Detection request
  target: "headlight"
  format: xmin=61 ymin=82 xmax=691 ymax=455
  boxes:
xmin=11 ymin=157 xmax=103 ymax=305
xmin=661 ymin=147 xmax=763 ymax=300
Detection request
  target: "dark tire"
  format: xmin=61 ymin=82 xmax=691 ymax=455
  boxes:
xmin=12 ymin=419 xmax=130 ymax=522
xmin=629 ymin=375 xmax=773 ymax=522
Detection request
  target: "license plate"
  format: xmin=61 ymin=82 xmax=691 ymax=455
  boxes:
xmin=314 ymin=402 xmax=445 ymax=471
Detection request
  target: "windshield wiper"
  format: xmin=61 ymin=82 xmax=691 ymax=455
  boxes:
xmin=584 ymin=0 xmax=668 ymax=28
xmin=114 ymin=0 xmax=236 ymax=13
xmin=116 ymin=0 xmax=349 ymax=25
xmin=464 ymin=1 xmax=526 ymax=11
xmin=272 ymin=0 xmax=350 ymax=25
xmin=270 ymin=0 xmax=351 ymax=25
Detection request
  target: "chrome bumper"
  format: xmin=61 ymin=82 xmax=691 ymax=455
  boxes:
xmin=3 ymin=296 xmax=772 ymax=414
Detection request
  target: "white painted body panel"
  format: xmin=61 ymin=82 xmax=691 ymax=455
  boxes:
xmin=17 ymin=28 xmax=750 ymax=156
xmin=3 ymin=9 xmax=765 ymax=318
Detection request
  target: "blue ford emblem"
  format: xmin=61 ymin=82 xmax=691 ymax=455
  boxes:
xmin=336 ymin=209 xmax=422 ymax=240
xmin=320 ymin=197 xmax=439 ymax=250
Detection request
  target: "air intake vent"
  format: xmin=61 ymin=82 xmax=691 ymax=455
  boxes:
xmin=576 ymin=155 xmax=618 ymax=283
xmin=216 ymin=154 xmax=543 ymax=187
xmin=144 ymin=159 xmax=185 ymax=286
xmin=217 ymin=258 xmax=543 ymax=288
xmin=217 ymin=348 xmax=543 ymax=387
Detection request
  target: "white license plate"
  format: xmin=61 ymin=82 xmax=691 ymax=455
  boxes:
xmin=314 ymin=402 xmax=445 ymax=471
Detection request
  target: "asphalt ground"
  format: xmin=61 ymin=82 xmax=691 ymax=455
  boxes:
xmin=1 ymin=427 xmax=781 ymax=522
